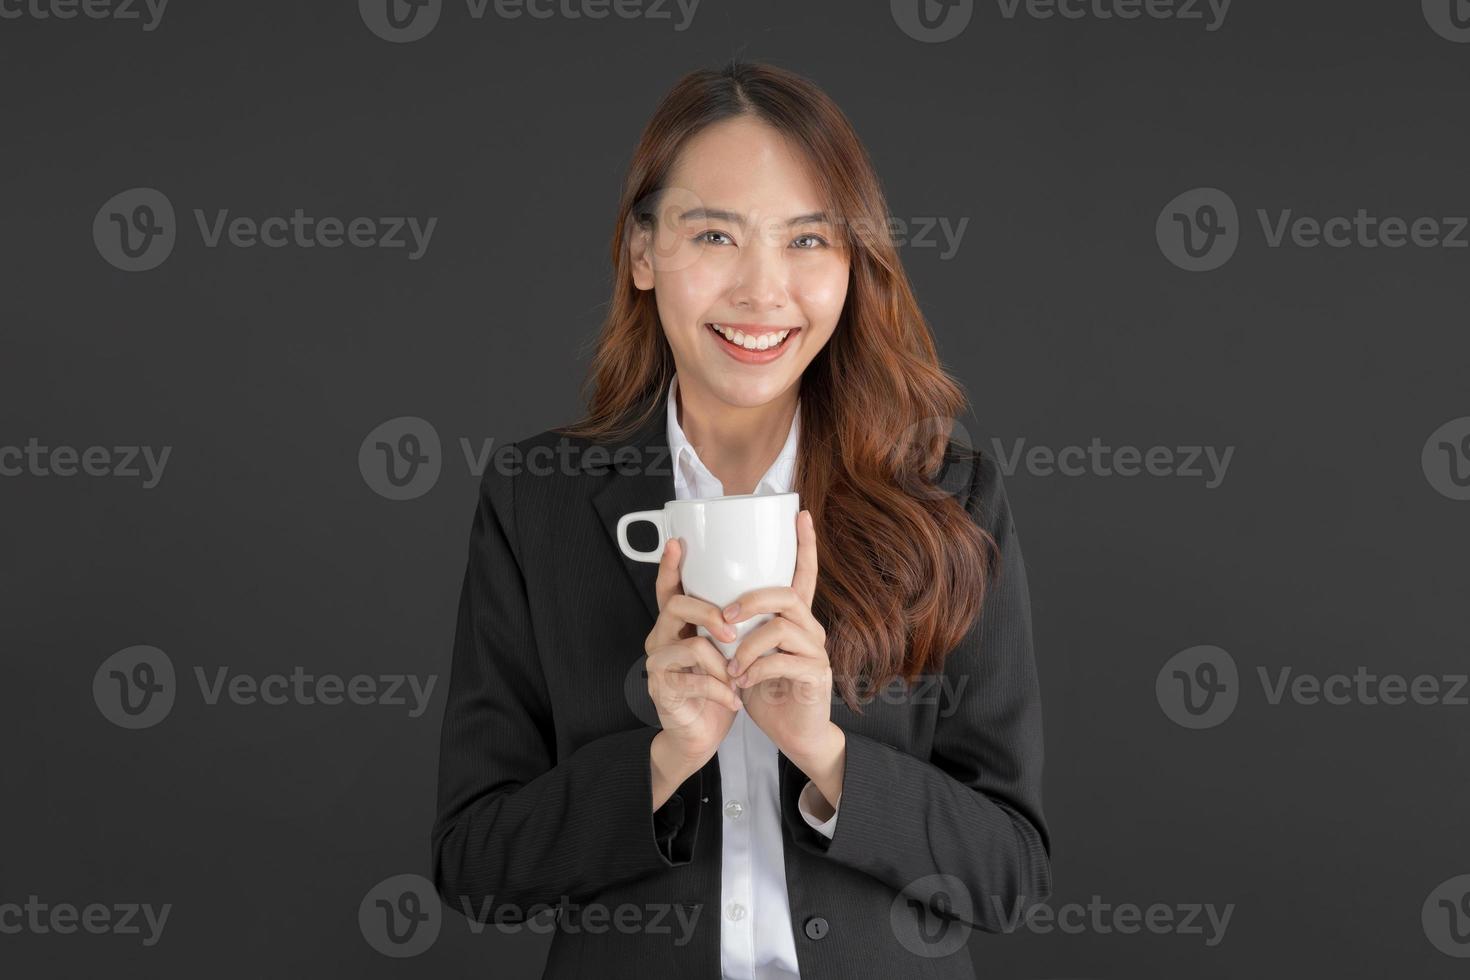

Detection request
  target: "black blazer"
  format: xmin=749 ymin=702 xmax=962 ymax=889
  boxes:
xmin=430 ymin=402 xmax=1051 ymax=979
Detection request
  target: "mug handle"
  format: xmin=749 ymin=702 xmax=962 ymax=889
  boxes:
xmin=616 ymin=510 xmax=667 ymax=563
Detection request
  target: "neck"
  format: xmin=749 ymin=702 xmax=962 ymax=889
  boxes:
xmin=676 ymin=377 xmax=797 ymax=496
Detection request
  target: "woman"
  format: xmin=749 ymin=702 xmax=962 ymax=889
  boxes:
xmin=431 ymin=61 xmax=1050 ymax=980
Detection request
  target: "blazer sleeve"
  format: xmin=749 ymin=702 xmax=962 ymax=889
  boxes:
xmin=430 ymin=463 xmax=700 ymax=924
xmin=777 ymin=451 xmax=1052 ymax=931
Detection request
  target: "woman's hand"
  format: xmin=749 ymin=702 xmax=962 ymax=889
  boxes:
xmin=644 ymin=537 xmax=744 ymax=798
xmin=725 ymin=510 xmax=846 ymax=807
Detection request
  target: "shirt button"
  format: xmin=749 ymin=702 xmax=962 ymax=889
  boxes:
xmin=724 ymin=800 xmax=744 ymax=819
xmin=726 ymin=902 xmax=747 ymax=922
xmin=803 ymin=915 xmax=829 ymax=940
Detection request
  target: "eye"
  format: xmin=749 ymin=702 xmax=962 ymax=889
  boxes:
xmin=696 ymin=230 xmax=733 ymax=246
xmin=792 ymin=234 xmax=829 ymax=249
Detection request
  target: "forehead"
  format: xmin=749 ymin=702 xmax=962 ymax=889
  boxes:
xmin=665 ymin=116 xmax=826 ymax=217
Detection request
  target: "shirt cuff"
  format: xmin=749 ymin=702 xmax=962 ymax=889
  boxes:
xmin=797 ymin=779 xmax=840 ymax=839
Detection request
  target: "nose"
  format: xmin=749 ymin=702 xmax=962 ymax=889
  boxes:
xmin=727 ymin=236 xmax=788 ymax=312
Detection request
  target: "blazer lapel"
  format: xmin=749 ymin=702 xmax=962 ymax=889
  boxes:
xmin=589 ymin=403 xmax=676 ymax=624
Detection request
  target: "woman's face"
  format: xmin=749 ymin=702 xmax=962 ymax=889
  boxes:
xmin=631 ymin=116 xmax=849 ymax=410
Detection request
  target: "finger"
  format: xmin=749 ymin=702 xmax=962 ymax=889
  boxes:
xmin=698 ymin=673 xmax=744 ymax=713
xmin=733 ymin=652 xmax=798 ymax=690
xmin=674 ymin=634 xmax=735 ymax=682
xmin=664 ymin=594 xmax=739 ymax=646
xmin=647 ymin=635 xmax=730 ymax=683
xmin=728 ymin=617 xmax=819 ymax=678
xmin=662 ymin=671 xmax=742 ymax=715
xmin=737 ymin=658 xmax=830 ymax=708
xmin=722 ymin=586 xmax=822 ymax=637
xmin=792 ymin=509 xmax=818 ymax=607
xmin=653 ymin=537 xmax=683 ymax=611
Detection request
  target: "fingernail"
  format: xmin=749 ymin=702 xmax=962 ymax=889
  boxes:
xmin=723 ymin=603 xmax=740 ymax=620
xmin=722 ymin=625 xmax=737 ymax=640
xmin=729 ymin=659 xmax=742 ymax=676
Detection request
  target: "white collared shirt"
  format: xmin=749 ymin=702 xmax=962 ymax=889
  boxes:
xmin=664 ymin=374 xmax=840 ymax=980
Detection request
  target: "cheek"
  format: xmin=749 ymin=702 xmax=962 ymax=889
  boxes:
xmin=793 ymin=264 xmax=850 ymax=322
xmin=658 ymin=260 xmax=727 ymax=314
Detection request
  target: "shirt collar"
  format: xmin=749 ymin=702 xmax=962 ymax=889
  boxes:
xmin=666 ymin=374 xmax=799 ymax=496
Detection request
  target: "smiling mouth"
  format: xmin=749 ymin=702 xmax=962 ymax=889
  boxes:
xmin=705 ymin=322 xmax=800 ymax=353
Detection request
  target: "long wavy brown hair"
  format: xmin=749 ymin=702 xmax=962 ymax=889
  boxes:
xmin=558 ymin=60 xmax=997 ymax=713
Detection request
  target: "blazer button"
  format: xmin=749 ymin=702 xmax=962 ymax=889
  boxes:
xmin=803 ymin=916 xmax=829 ymax=940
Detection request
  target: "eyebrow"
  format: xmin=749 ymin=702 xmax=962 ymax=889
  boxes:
xmin=675 ymin=207 xmax=832 ymax=227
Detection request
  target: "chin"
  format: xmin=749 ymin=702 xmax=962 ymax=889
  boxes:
xmin=709 ymin=375 xmax=793 ymax=407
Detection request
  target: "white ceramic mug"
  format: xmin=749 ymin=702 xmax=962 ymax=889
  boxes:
xmin=616 ymin=492 xmax=799 ymax=660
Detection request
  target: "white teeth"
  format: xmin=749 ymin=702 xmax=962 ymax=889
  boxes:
xmin=709 ymin=324 xmax=792 ymax=351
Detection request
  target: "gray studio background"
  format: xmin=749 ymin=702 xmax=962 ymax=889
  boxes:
xmin=3 ymin=1 xmax=1468 ymax=977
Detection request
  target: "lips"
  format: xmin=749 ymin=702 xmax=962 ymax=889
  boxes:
xmin=705 ymin=322 xmax=800 ymax=364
